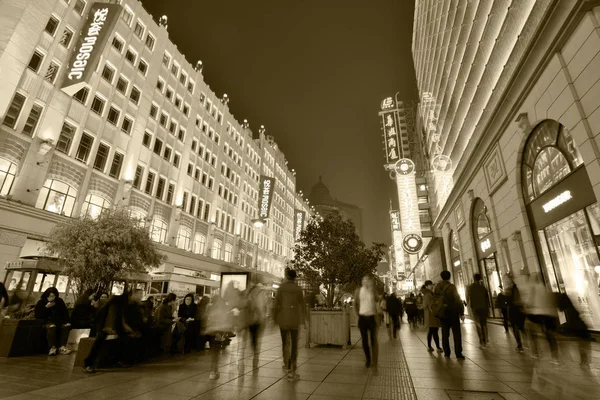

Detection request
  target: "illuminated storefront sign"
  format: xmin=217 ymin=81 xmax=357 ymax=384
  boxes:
xmin=61 ymin=3 xmax=122 ymax=96
xmin=403 ymin=233 xmax=423 ymax=254
xmin=258 ymin=175 xmax=275 ymax=219
xmin=476 ymin=233 xmax=496 ymax=259
xmin=381 ymin=97 xmax=394 ymax=110
xmin=395 ymin=159 xmax=419 ymax=234
xmin=542 ymin=191 xmax=572 ymax=213
xmin=381 ymin=111 xmax=401 ymax=164
xmin=390 ymin=211 xmax=400 ymax=231
xmin=293 ymin=210 xmax=306 ymax=242
xmin=393 ymin=231 xmax=405 ymax=275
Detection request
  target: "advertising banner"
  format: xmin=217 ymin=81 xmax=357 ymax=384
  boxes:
xmin=381 ymin=111 xmax=400 ymax=165
xmin=258 ymin=175 xmax=275 ymax=219
xmin=61 ymin=3 xmax=123 ymax=96
xmin=293 ymin=210 xmax=306 ymax=242
xmin=390 ymin=210 xmax=401 ymax=231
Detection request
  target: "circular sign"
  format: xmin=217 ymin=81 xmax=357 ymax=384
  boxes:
xmin=431 ymin=155 xmax=452 ymax=172
xmin=381 ymin=97 xmax=394 ymax=110
xmin=394 ymin=158 xmax=415 ymax=175
xmin=403 ymin=234 xmax=423 ymax=254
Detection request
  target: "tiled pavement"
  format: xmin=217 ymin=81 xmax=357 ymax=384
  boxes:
xmin=0 ymin=319 xmax=599 ymax=399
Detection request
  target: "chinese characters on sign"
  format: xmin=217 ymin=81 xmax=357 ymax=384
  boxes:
xmin=258 ymin=176 xmax=275 ymax=219
xmin=61 ymin=3 xmax=123 ymax=96
xmin=390 ymin=211 xmax=400 ymax=231
xmin=293 ymin=210 xmax=306 ymax=242
xmin=381 ymin=112 xmax=400 ymax=164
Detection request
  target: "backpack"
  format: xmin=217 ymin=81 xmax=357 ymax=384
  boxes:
xmin=431 ymin=285 xmax=450 ymax=319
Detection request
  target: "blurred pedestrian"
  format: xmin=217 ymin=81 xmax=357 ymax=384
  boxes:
xmin=422 ymin=280 xmax=443 ymax=353
xmin=434 ymin=271 xmax=465 ymax=359
xmin=121 ymin=289 xmax=145 ymax=366
xmin=354 ymin=275 xmax=379 ymax=368
xmin=525 ymin=275 xmax=559 ymax=362
xmin=380 ymin=294 xmax=391 ymax=339
xmin=178 ymin=293 xmax=200 ymax=353
xmin=274 ymin=268 xmax=304 ymax=381
xmin=468 ymin=273 xmax=490 ymax=349
xmin=496 ymin=288 xmax=510 ymax=333
xmin=35 ymin=287 xmax=71 ymax=356
xmin=386 ymin=292 xmax=402 ymax=339
xmin=204 ymin=294 xmax=235 ymax=379
xmin=82 ymin=291 xmax=129 ymax=372
xmin=416 ymin=293 xmax=424 ymax=325
xmin=245 ymin=282 xmax=268 ymax=367
xmin=404 ymin=293 xmax=418 ymax=328
xmin=558 ymin=293 xmax=591 ymax=366
xmin=505 ymin=274 xmax=526 ymax=353
xmin=70 ymin=289 xmax=97 ymax=329
xmin=197 ymin=295 xmax=211 ymax=350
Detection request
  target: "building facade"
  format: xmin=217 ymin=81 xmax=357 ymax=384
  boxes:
xmin=379 ymin=96 xmax=434 ymax=293
xmin=0 ymin=0 xmax=309 ymax=297
xmin=413 ymin=0 xmax=600 ymax=328
xmin=308 ymin=177 xmax=363 ymax=240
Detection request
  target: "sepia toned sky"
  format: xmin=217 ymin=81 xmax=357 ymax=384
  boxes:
xmin=140 ymin=0 xmax=419 ymax=246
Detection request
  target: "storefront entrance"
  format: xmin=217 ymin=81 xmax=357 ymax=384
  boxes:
xmin=472 ymin=198 xmax=503 ymax=317
xmin=523 ymin=120 xmax=600 ymax=331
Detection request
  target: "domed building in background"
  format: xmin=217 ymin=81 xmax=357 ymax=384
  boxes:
xmin=308 ymin=177 xmax=363 ymax=240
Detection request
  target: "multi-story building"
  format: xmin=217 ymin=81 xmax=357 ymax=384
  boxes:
xmin=379 ymin=96 xmax=434 ymax=292
xmin=0 ymin=0 xmax=309 ymax=298
xmin=307 ymin=177 xmax=363 ymax=240
xmin=412 ymin=0 xmax=600 ymax=328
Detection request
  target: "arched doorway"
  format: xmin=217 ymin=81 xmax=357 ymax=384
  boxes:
xmin=522 ymin=120 xmax=600 ymax=330
xmin=471 ymin=198 xmax=503 ymax=316
xmin=449 ymin=230 xmax=466 ymax=302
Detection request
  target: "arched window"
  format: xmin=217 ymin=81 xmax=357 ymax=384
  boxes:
xmin=176 ymin=226 xmax=192 ymax=250
xmin=81 ymin=193 xmax=112 ymax=218
xmin=193 ymin=233 xmax=206 ymax=254
xmin=0 ymin=158 xmax=17 ymax=196
xmin=471 ymin=198 xmax=491 ymax=240
xmin=129 ymin=207 xmax=148 ymax=225
xmin=522 ymin=120 xmax=583 ymax=203
xmin=224 ymin=243 xmax=233 ymax=262
xmin=150 ymin=217 xmax=168 ymax=244
xmin=36 ymin=179 xmax=77 ymax=217
xmin=211 ymin=239 xmax=222 ymax=259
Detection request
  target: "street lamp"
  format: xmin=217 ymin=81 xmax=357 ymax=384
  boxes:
xmin=251 ymin=218 xmax=266 ymax=228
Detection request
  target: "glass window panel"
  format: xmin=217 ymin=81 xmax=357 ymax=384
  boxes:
xmin=41 ymin=274 xmax=56 ymax=292
xmin=557 ymin=125 xmax=584 ymax=168
xmin=56 ymin=276 xmax=69 ymax=293
xmin=532 ymin=147 xmax=571 ymax=196
xmin=543 ymin=210 xmax=600 ymax=330
xmin=7 ymin=271 xmax=23 ymax=290
xmin=523 ymin=120 xmax=559 ymax=168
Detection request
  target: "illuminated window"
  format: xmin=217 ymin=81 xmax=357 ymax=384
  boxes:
xmin=193 ymin=233 xmax=206 ymax=254
xmin=176 ymin=226 xmax=191 ymax=250
xmin=150 ymin=217 xmax=168 ymax=243
xmin=0 ymin=158 xmax=17 ymax=196
xmin=36 ymin=179 xmax=77 ymax=216
xmin=81 ymin=193 xmax=111 ymax=219
xmin=211 ymin=239 xmax=222 ymax=259
xmin=224 ymin=243 xmax=233 ymax=262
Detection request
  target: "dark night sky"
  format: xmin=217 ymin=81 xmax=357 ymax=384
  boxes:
xmin=139 ymin=0 xmax=418 ymax=246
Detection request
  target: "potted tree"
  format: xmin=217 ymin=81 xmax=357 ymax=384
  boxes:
xmin=292 ymin=211 xmax=385 ymax=348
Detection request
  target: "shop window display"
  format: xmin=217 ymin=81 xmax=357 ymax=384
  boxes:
xmin=522 ymin=120 xmax=600 ymax=330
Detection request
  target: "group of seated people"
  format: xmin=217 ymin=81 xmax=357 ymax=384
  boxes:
xmin=33 ymin=287 xmax=215 ymax=372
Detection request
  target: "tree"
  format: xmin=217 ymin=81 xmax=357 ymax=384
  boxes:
xmin=45 ymin=208 xmax=165 ymax=295
xmin=292 ymin=211 xmax=386 ymax=308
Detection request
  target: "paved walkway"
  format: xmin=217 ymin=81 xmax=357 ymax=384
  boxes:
xmin=0 ymin=320 xmax=598 ymax=399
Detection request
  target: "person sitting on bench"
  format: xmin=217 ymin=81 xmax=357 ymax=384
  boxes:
xmin=35 ymin=287 xmax=71 ymax=356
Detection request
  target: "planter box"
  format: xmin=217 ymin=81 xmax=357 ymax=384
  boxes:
xmin=0 ymin=319 xmax=47 ymax=357
xmin=307 ymin=309 xmax=351 ymax=348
